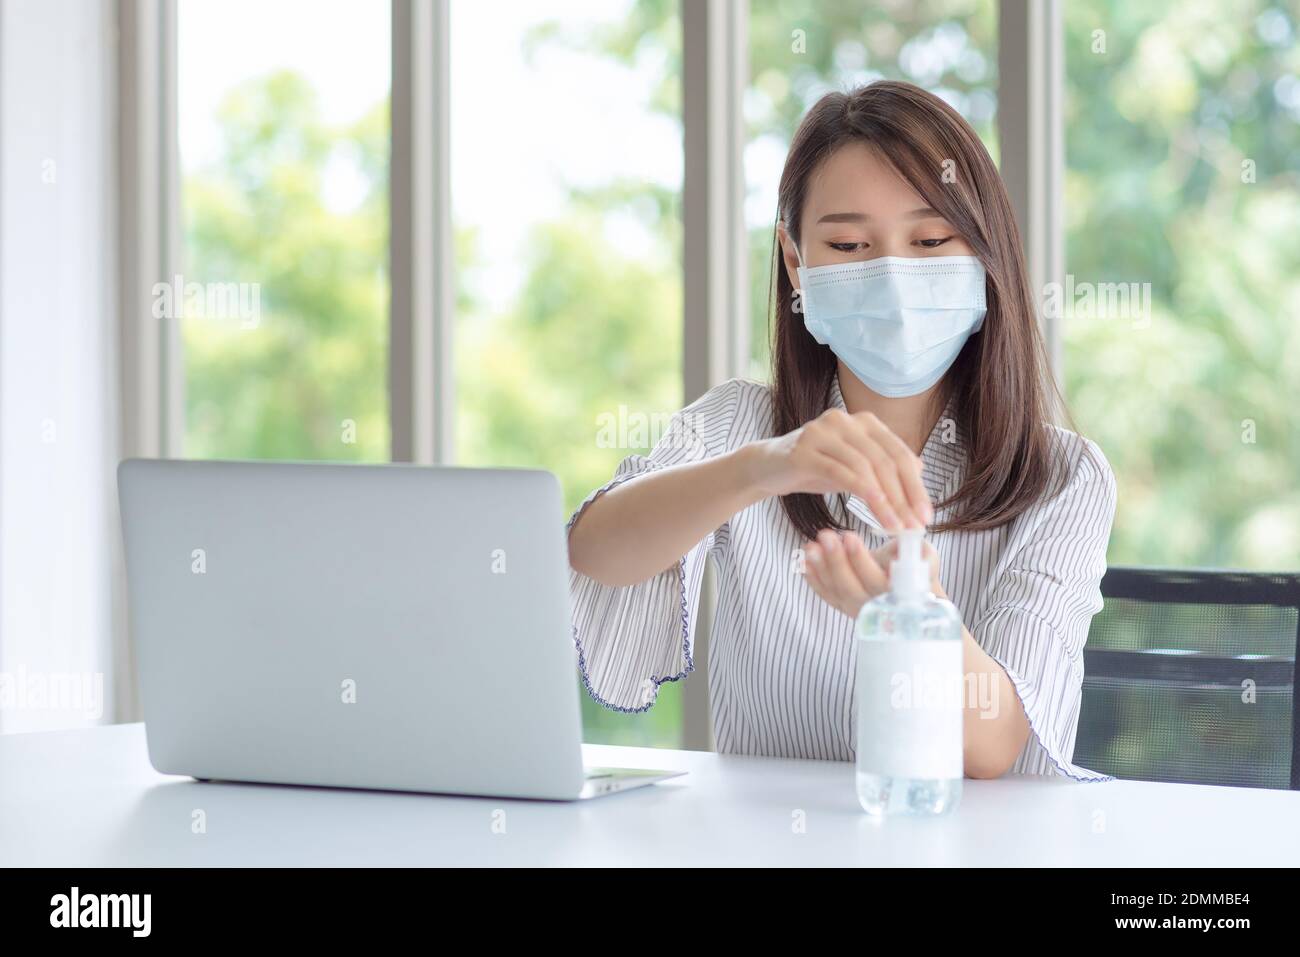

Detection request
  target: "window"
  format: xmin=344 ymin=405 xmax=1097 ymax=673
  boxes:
xmin=450 ymin=0 xmax=684 ymax=746
xmin=1063 ymin=1 xmax=1300 ymax=569
xmin=148 ymin=1 xmax=1289 ymax=760
xmin=178 ymin=0 xmax=391 ymax=461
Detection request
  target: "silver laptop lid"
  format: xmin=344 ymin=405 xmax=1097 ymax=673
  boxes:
xmin=118 ymin=459 xmax=586 ymax=800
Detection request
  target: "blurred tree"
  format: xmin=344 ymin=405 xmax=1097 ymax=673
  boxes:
xmin=183 ymin=71 xmax=389 ymax=462
xmin=1063 ymin=0 xmax=1300 ymax=571
xmin=457 ymin=207 xmax=682 ymax=513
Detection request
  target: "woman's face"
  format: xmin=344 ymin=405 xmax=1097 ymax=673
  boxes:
xmin=779 ymin=141 xmax=975 ymax=285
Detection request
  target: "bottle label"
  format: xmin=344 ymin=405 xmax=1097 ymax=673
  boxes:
xmin=856 ymin=639 xmax=963 ymax=779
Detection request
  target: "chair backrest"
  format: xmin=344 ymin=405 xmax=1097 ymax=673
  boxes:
xmin=1075 ymin=567 xmax=1300 ymax=790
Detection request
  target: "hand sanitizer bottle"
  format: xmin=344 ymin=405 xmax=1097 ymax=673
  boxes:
xmin=854 ymin=528 xmax=963 ymax=816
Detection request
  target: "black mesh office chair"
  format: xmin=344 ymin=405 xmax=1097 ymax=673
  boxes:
xmin=1075 ymin=567 xmax=1300 ymax=790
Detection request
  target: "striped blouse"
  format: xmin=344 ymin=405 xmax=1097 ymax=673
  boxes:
xmin=566 ymin=374 xmax=1118 ymax=781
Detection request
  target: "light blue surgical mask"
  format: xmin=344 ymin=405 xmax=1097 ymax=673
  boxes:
xmin=793 ymin=244 xmax=988 ymax=398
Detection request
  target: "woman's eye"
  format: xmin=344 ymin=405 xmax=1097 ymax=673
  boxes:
xmin=915 ymin=237 xmax=953 ymax=248
xmin=827 ymin=242 xmax=866 ymax=252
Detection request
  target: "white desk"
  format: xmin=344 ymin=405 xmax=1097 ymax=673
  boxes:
xmin=2 ymin=723 xmax=1298 ymax=866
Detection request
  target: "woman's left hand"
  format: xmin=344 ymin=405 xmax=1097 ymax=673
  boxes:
xmin=802 ymin=529 xmax=942 ymax=618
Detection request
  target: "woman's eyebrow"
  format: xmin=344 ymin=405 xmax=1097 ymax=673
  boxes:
xmin=816 ymin=207 xmax=944 ymax=224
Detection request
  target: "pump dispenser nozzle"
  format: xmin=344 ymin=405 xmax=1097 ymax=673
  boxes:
xmin=889 ymin=528 xmax=930 ymax=598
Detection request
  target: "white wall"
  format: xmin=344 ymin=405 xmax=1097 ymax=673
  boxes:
xmin=0 ymin=0 xmax=119 ymax=732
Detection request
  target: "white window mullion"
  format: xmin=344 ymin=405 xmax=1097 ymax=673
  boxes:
xmin=118 ymin=0 xmax=177 ymax=463
xmin=117 ymin=0 xmax=181 ymax=724
xmin=159 ymin=0 xmax=184 ymax=457
xmin=391 ymin=0 xmax=454 ymax=465
xmin=683 ymin=0 xmax=749 ymax=398
xmin=998 ymin=0 xmax=1066 ymax=379
xmin=681 ymin=0 xmax=749 ymax=751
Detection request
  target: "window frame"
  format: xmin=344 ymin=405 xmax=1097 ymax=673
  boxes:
xmin=117 ymin=0 xmax=1063 ymax=743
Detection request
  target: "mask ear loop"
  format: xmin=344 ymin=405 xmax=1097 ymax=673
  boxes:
xmin=782 ymin=220 xmax=808 ymax=272
xmin=782 ymin=220 xmax=814 ymax=329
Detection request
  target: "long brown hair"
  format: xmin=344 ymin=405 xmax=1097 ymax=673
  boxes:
xmin=769 ymin=80 xmax=1078 ymax=539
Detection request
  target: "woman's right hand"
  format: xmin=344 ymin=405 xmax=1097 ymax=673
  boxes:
xmin=740 ymin=407 xmax=933 ymax=531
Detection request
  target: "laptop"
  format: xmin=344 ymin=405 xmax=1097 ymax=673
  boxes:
xmin=117 ymin=459 xmax=685 ymax=800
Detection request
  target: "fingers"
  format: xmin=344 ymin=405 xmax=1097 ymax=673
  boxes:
xmin=809 ymin=410 xmax=932 ymax=532
xmin=805 ymin=534 xmax=861 ymax=618
xmin=803 ymin=530 xmax=887 ymax=619
xmin=832 ymin=415 xmax=918 ymax=531
xmin=921 ymin=540 xmax=942 ymax=592
xmin=844 ymin=531 xmax=889 ymax=594
xmin=817 ymin=530 xmax=868 ymax=610
xmin=857 ymin=414 xmax=934 ymax=527
xmin=873 ymin=537 xmax=943 ymax=594
xmin=812 ymin=451 xmax=904 ymax=532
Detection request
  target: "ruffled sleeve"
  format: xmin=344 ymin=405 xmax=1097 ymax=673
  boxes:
xmin=969 ymin=434 xmax=1119 ymax=781
xmin=566 ymin=379 xmax=742 ymax=712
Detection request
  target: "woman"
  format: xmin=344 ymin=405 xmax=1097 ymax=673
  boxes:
xmin=566 ymin=80 xmax=1116 ymax=781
